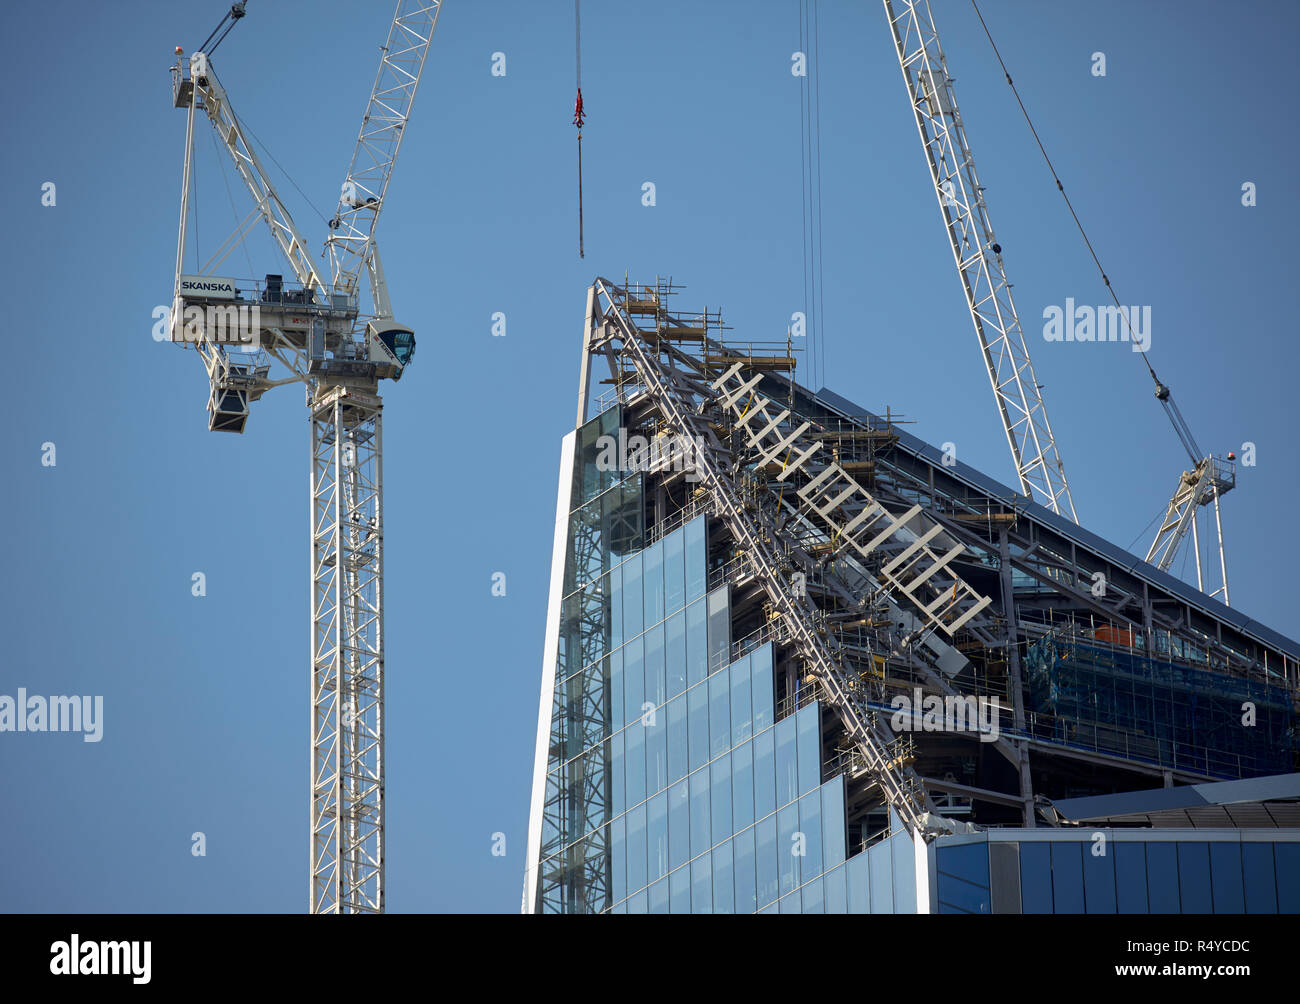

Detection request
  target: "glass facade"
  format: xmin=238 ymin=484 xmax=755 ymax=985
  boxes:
xmin=934 ymin=834 xmax=1300 ymax=914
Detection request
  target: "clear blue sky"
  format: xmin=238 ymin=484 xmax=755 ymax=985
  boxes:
xmin=2 ymin=0 xmax=1297 ymax=912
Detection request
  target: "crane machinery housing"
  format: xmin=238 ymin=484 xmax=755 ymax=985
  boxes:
xmin=167 ymin=0 xmax=442 ymax=914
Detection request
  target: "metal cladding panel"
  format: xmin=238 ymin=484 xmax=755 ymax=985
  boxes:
xmin=811 ymin=386 xmax=1300 ymax=662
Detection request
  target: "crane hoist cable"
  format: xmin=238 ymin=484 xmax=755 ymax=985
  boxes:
xmin=969 ymin=0 xmax=1204 ymax=467
xmin=574 ymin=0 xmax=586 ymax=258
xmin=198 ymin=2 xmax=247 ymax=57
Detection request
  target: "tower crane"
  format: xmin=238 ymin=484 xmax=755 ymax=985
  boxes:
xmin=881 ymin=0 xmax=1077 ymax=523
xmin=882 ymin=0 xmax=1233 ymax=604
xmin=167 ymin=0 xmax=442 ymax=913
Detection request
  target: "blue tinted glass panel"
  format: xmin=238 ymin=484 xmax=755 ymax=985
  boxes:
xmin=665 ymin=610 xmax=687 ymax=700
xmin=1210 ymin=843 xmax=1244 ymax=914
xmin=796 ymin=704 xmax=820 ymax=795
xmin=709 ymin=672 xmax=731 ymax=759
xmin=691 ymin=853 xmax=712 ymax=913
xmin=686 ymin=599 xmax=707 ymax=687
xmin=627 ymin=803 xmax=647 ymax=896
xmin=1275 ymin=844 xmax=1300 ymax=913
xmin=803 ymin=877 xmax=825 ymax=914
xmin=623 ymin=553 xmax=643 ymax=638
xmin=779 ymin=892 xmax=800 ymax=914
xmin=1115 ymin=842 xmax=1148 ymax=914
xmin=869 ymin=839 xmax=894 ymax=913
xmin=847 ymin=851 xmax=869 ymax=914
xmin=647 ymin=791 xmax=668 ymax=884
xmin=937 ymin=870 xmax=990 ymax=914
xmin=1146 ymin=843 xmax=1181 ymax=912
xmin=689 ymin=768 xmax=710 ymax=861
xmin=664 ymin=527 xmax=685 ymax=614
xmin=1051 ymin=842 xmax=1085 ymax=914
xmin=667 ymin=695 xmax=687 ymax=785
xmin=756 ymin=814 xmax=779 ymax=909
xmin=646 ymin=718 xmax=667 ymax=797
xmin=627 ymin=889 xmax=646 ymax=914
xmin=730 ymin=656 xmax=753 ymax=746
xmin=685 ymin=516 xmax=707 ymax=602
xmin=713 ymin=839 xmax=735 ymax=914
xmin=648 ymin=877 xmax=669 ymax=914
xmin=799 ymin=791 xmax=823 ymax=880
xmin=1020 ymin=842 xmax=1053 ymax=914
xmin=687 ymin=684 xmax=709 ymax=773
xmin=623 ymin=636 xmax=643 ymax=729
xmin=1083 ymin=843 xmax=1116 ymax=913
xmin=1242 ymin=844 xmax=1277 ymax=914
xmin=668 ymin=780 xmax=689 ymax=872
xmin=610 ymin=729 xmax=625 ymax=817
xmin=825 ymin=865 xmax=847 ymax=914
xmin=644 ymin=623 xmax=666 ymax=711
xmin=751 ymin=645 xmax=774 ymax=731
xmin=610 ymin=813 xmax=626 ymax=905
xmin=706 ymin=587 xmax=730 ymax=674
xmin=608 ymin=648 xmax=623 ymax=739
xmin=670 ymin=864 xmax=691 ymax=914
xmin=775 ymin=716 xmax=798 ymax=808
xmin=778 ymin=802 xmax=800 ymax=896
xmin=609 ymin=562 xmax=623 ymax=649
xmin=1177 ymin=843 xmax=1212 ymax=913
xmin=732 ymin=743 xmax=755 ymax=832
xmin=821 ymin=778 xmax=846 ymax=870
xmin=753 ymin=727 xmax=776 ymax=820
xmin=625 ymin=722 xmax=646 ymax=807
xmin=734 ymin=827 xmax=757 ymax=914
xmin=937 ymin=842 xmax=989 ymax=888
xmin=643 ymin=540 xmax=664 ymax=627
xmin=711 ymin=754 xmax=733 ymax=846
xmin=892 ymin=833 xmax=916 ymax=913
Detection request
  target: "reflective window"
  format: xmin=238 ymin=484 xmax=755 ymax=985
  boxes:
xmin=869 ymin=838 xmax=894 ymax=913
xmin=625 ymin=721 xmax=646 ymax=808
xmin=1146 ymin=842 xmax=1181 ymax=912
xmin=730 ymin=655 xmax=753 ymax=746
xmin=1177 ymin=843 xmax=1212 ymax=913
xmin=778 ymin=802 xmax=800 ymax=896
xmin=775 ymin=716 xmax=798 ymax=808
xmin=821 ymin=778 xmax=846 ymax=870
xmin=802 ymin=877 xmax=825 ymax=914
xmin=734 ymin=827 xmax=757 ymax=914
xmin=706 ymin=586 xmax=730 ymax=673
xmin=753 ymin=727 xmax=777 ymax=820
xmin=623 ymin=552 xmax=643 ymax=639
xmin=891 ymin=831 xmax=916 ymax=913
xmin=936 ymin=842 xmax=990 ymax=914
xmin=685 ymin=516 xmax=707 ymax=602
xmin=609 ymin=562 xmax=623 ymax=650
xmin=627 ymin=889 xmax=646 ymax=913
xmin=647 ymin=792 xmax=668 ymax=884
xmin=645 ymin=623 xmax=666 ymax=711
xmin=1115 ymin=842 xmax=1148 ymax=914
xmin=623 ymin=635 xmax=643 ymax=729
xmin=665 ymin=610 xmax=687 ymax=700
xmin=797 ymin=704 xmax=821 ymax=795
xmin=1020 ymin=842 xmax=1052 ymax=914
xmin=709 ymin=672 xmax=731 ymax=760
xmin=1273 ymin=843 xmax=1299 ymax=913
xmin=646 ymin=720 xmax=667 ymax=798
xmin=691 ymin=852 xmax=712 ymax=913
xmin=1242 ymin=843 xmax=1277 ymax=914
xmin=648 ymin=877 xmax=669 ymax=914
xmin=627 ymin=802 xmax=647 ymax=896
xmin=1083 ymin=842 xmax=1116 ymax=913
xmin=751 ymin=645 xmax=775 ymax=732
xmin=667 ymin=695 xmax=687 ymax=785
xmin=732 ymin=743 xmax=755 ymax=833
xmin=687 ymin=684 xmax=709 ymax=773
xmin=608 ymin=647 xmax=623 ymax=739
xmin=713 ymin=839 xmax=735 ymax=914
xmin=1050 ymin=842 xmax=1085 ymax=914
xmin=756 ymin=814 xmax=779 ymax=909
xmin=643 ymin=540 xmax=664 ymax=627
xmin=847 ymin=850 xmax=869 ymax=914
xmin=669 ymin=864 xmax=691 ymax=914
xmin=664 ymin=527 xmax=685 ymax=614
xmin=685 ymin=599 xmax=708 ymax=688
xmin=610 ymin=728 xmax=625 ymax=817
xmin=689 ymin=768 xmax=710 ymax=863
xmin=799 ymin=790 xmax=823 ymax=880
xmin=668 ymin=780 xmax=689 ymax=873
xmin=825 ymin=864 xmax=847 ymax=914
xmin=711 ymin=754 xmax=733 ymax=846
xmin=1210 ymin=843 xmax=1244 ymax=914
xmin=610 ymin=813 xmax=627 ymax=905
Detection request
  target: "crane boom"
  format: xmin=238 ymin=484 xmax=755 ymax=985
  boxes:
xmin=882 ymin=0 xmax=1077 ymax=522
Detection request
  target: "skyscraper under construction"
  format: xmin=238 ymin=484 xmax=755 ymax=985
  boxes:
xmin=523 ymin=278 xmax=1300 ymax=914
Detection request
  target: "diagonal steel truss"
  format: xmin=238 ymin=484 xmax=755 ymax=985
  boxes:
xmin=883 ymin=0 xmax=1076 ymax=522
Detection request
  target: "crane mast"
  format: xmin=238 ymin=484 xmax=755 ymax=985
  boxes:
xmin=882 ymin=0 xmax=1077 ymax=522
xmin=169 ymin=1 xmax=440 ymax=913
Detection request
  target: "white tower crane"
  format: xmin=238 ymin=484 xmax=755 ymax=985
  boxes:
xmin=881 ymin=0 xmax=1077 ymax=523
xmin=168 ymin=0 xmax=442 ymax=913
